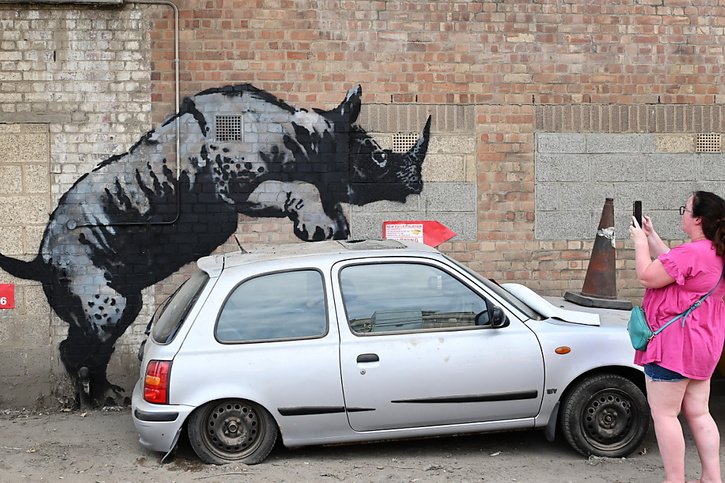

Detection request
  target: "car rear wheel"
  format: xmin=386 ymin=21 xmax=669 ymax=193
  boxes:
xmin=560 ymin=374 xmax=649 ymax=458
xmin=188 ymin=399 xmax=278 ymax=465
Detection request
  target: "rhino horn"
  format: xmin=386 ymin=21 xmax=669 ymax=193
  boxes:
xmin=405 ymin=115 xmax=432 ymax=166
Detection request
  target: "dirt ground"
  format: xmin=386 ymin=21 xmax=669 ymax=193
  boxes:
xmin=1 ymin=384 xmax=724 ymax=483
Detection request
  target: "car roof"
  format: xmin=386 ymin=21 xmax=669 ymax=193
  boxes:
xmin=196 ymin=239 xmax=441 ymax=275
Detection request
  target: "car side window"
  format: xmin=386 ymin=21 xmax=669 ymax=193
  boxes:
xmin=340 ymin=263 xmax=490 ymax=335
xmin=216 ymin=269 xmax=327 ymax=342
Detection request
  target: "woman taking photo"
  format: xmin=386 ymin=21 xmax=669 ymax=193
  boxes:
xmin=629 ymin=191 xmax=725 ymax=483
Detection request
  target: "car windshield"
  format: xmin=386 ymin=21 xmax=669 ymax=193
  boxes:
xmin=151 ymin=270 xmax=210 ymax=344
xmin=442 ymin=254 xmax=544 ymax=321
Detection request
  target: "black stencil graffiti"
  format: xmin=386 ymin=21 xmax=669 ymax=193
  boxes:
xmin=0 ymin=84 xmax=431 ymax=406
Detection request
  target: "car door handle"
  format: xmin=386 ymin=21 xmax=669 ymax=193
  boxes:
xmin=357 ymin=353 xmax=379 ymax=363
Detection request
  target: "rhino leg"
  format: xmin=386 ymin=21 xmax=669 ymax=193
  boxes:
xmin=244 ymin=180 xmax=349 ymax=241
xmin=53 ymin=263 xmax=142 ymax=407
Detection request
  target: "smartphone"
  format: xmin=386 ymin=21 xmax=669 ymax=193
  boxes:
xmin=633 ymin=200 xmax=643 ymax=227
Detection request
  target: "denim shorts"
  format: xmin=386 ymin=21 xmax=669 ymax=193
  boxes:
xmin=644 ymin=363 xmax=686 ymax=382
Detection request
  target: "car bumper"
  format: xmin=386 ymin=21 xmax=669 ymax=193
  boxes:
xmin=131 ymin=379 xmax=196 ymax=453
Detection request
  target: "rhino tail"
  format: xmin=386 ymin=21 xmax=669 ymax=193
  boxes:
xmin=0 ymin=253 xmax=50 ymax=283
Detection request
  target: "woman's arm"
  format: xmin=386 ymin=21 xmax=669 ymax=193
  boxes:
xmin=635 ymin=256 xmax=675 ymax=288
xmin=630 ymin=216 xmax=675 ymax=288
xmin=642 ymin=215 xmax=670 ymax=258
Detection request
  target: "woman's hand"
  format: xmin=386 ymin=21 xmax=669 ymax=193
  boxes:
xmin=641 ymin=215 xmax=654 ymax=237
xmin=629 ymin=215 xmax=648 ymax=247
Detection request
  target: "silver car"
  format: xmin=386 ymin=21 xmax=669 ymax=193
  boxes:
xmin=132 ymin=239 xmax=649 ymax=465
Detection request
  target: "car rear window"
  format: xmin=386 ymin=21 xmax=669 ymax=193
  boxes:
xmin=215 ymin=269 xmax=327 ymax=342
xmin=151 ymin=270 xmax=209 ymax=344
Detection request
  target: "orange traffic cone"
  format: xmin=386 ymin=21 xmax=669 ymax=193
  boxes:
xmin=564 ymin=198 xmax=632 ymax=310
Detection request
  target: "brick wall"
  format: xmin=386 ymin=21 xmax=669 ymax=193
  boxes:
xmin=146 ymin=0 xmax=725 ymax=300
xmin=2 ymin=0 xmax=725 ymax=407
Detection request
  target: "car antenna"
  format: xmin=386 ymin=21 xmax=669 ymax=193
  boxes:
xmin=234 ymin=235 xmax=248 ymax=254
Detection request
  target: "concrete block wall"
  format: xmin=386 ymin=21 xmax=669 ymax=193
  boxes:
xmin=0 ymin=124 xmax=55 ymax=407
xmin=533 ymin=105 xmax=725 ymax=299
xmin=535 ymin=133 xmax=725 ymax=241
xmin=0 ymin=6 xmax=154 ymax=406
xmin=352 ymin=104 xmax=477 ymax=241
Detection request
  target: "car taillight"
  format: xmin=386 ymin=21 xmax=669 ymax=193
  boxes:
xmin=144 ymin=360 xmax=171 ymax=404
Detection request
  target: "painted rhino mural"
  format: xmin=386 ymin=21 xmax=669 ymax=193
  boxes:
xmin=0 ymin=84 xmax=431 ymax=406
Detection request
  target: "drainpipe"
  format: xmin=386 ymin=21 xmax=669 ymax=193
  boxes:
xmin=76 ymin=0 xmax=182 ymax=227
xmin=129 ymin=0 xmax=180 ymax=140
xmin=119 ymin=0 xmax=182 ymax=226
xmin=0 ymin=0 xmax=183 ymax=226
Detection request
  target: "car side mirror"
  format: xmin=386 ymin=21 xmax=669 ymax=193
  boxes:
xmin=475 ymin=304 xmax=509 ymax=328
xmin=490 ymin=306 xmax=509 ymax=328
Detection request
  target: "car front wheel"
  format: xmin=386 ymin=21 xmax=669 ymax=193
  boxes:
xmin=188 ymin=399 xmax=278 ymax=465
xmin=560 ymin=374 xmax=649 ymax=458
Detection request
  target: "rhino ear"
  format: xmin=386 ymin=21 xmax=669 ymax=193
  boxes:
xmin=331 ymin=84 xmax=362 ymax=123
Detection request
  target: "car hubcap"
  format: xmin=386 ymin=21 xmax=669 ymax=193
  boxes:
xmin=583 ymin=390 xmax=634 ymax=448
xmin=205 ymin=401 xmax=261 ymax=457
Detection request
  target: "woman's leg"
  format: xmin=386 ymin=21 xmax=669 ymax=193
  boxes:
xmin=681 ymin=378 xmax=722 ymax=483
xmin=646 ymin=377 xmax=689 ymax=483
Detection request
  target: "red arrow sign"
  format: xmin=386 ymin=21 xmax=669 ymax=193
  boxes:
xmin=382 ymin=220 xmax=457 ymax=247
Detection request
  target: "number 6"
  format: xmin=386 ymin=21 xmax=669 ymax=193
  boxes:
xmin=0 ymin=297 xmax=6 ymax=306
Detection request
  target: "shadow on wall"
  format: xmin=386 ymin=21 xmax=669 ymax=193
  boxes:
xmin=0 ymin=84 xmax=432 ymax=407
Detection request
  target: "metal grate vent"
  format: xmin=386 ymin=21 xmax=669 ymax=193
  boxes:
xmin=392 ymin=132 xmax=419 ymax=153
xmin=696 ymin=133 xmax=721 ymax=153
xmin=215 ymin=115 xmax=243 ymax=142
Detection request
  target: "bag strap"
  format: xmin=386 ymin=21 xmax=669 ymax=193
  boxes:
xmin=653 ymin=266 xmax=724 ymax=336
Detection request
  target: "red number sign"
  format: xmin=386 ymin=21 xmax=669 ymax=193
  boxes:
xmin=0 ymin=284 xmax=15 ymax=309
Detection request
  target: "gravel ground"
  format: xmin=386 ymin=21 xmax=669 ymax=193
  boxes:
xmin=0 ymin=380 xmax=723 ymax=482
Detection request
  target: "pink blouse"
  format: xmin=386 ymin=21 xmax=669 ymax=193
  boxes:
xmin=634 ymin=239 xmax=725 ymax=380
